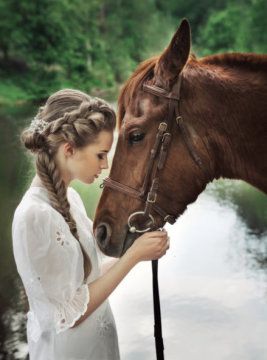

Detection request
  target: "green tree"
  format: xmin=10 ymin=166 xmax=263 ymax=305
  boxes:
xmin=196 ymin=0 xmax=267 ymax=55
xmin=0 ymin=0 xmax=266 ymax=103
xmin=244 ymin=0 xmax=267 ymax=53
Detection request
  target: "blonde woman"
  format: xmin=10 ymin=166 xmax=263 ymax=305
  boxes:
xmin=12 ymin=89 xmax=169 ymax=360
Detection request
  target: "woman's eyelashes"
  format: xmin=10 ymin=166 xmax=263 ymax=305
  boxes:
xmin=97 ymin=153 xmax=108 ymax=160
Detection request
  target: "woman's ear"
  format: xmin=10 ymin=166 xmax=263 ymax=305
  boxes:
xmin=62 ymin=142 xmax=75 ymax=157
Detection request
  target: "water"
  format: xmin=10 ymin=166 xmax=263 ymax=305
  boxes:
xmin=0 ymin=104 xmax=266 ymax=359
xmin=110 ymin=189 xmax=267 ymax=360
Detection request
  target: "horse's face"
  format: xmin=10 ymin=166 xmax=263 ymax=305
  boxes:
xmin=94 ymin=20 xmax=206 ymax=256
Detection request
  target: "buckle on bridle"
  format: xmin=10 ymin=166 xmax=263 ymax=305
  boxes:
xmin=176 ymin=115 xmax=182 ymax=125
xmin=147 ymin=192 xmax=157 ymax=203
xmin=158 ymin=122 xmax=168 ymax=132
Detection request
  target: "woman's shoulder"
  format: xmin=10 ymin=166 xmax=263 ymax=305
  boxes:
xmin=12 ymin=185 xmax=92 ymax=231
xmin=13 ymin=187 xmax=60 ymax=226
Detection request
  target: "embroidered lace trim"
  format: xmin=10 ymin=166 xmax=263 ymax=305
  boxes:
xmin=55 ymin=284 xmax=90 ymax=334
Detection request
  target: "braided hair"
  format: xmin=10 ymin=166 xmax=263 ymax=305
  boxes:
xmin=21 ymin=89 xmax=116 ymax=280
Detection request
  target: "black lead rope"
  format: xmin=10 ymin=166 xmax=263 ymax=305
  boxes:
xmin=152 ymin=259 xmax=164 ymax=359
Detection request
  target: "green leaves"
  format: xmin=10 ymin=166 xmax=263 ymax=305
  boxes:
xmin=0 ymin=0 xmax=266 ymax=103
xmin=196 ymin=0 xmax=267 ymax=56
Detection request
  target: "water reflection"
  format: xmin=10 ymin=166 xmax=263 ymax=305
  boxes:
xmin=110 ymin=191 xmax=267 ymax=360
xmin=208 ymin=180 xmax=267 ymax=272
xmin=0 ymin=104 xmax=267 ymax=359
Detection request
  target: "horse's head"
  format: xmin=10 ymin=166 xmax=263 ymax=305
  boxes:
xmin=94 ymin=20 xmax=213 ymax=256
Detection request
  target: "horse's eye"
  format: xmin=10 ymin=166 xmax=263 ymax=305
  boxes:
xmin=129 ymin=132 xmax=145 ymax=144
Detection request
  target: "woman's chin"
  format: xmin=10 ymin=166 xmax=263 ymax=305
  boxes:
xmin=77 ymin=176 xmax=94 ymax=185
xmin=77 ymin=174 xmax=98 ymax=185
xmin=89 ymin=175 xmax=99 ymax=184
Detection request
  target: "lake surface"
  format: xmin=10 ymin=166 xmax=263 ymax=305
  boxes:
xmin=110 ymin=186 xmax=267 ymax=360
xmin=0 ymin=104 xmax=266 ymax=359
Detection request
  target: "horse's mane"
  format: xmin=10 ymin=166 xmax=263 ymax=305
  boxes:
xmin=118 ymin=56 xmax=158 ymax=128
xmin=117 ymin=52 xmax=267 ymax=128
xmin=200 ymin=53 xmax=267 ymax=72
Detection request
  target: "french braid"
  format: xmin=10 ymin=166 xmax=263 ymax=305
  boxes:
xmin=21 ymin=89 xmax=116 ymax=280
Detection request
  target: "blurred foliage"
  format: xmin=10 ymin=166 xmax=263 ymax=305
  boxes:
xmin=197 ymin=0 xmax=267 ymax=55
xmin=0 ymin=0 xmax=266 ymax=103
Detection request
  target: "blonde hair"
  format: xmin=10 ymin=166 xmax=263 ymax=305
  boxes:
xmin=21 ymin=89 xmax=116 ymax=280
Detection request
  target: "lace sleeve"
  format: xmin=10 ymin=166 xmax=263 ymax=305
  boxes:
xmin=12 ymin=202 xmax=91 ymax=339
xmin=54 ymin=283 xmax=90 ymax=334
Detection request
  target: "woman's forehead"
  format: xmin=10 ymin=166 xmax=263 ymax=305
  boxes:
xmin=94 ymin=131 xmax=113 ymax=148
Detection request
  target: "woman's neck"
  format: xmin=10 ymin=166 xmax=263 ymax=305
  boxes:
xmin=30 ymin=174 xmax=45 ymax=188
xmin=30 ymin=174 xmax=70 ymax=188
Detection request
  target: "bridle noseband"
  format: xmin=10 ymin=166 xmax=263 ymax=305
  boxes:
xmin=102 ymin=73 xmax=206 ymax=233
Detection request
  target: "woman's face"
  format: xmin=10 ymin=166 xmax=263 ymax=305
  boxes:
xmin=65 ymin=130 xmax=114 ymax=184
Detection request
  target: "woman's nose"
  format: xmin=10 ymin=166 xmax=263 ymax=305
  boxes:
xmin=102 ymin=159 xmax=109 ymax=169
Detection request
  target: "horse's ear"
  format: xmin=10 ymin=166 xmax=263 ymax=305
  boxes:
xmin=154 ymin=19 xmax=191 ymax=89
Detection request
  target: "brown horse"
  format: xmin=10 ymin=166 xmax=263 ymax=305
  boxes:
xmin=93 ymin=19 xmax=267 ymax=257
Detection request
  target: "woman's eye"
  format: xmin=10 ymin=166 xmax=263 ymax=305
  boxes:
xmin=97 ymin=154 xmax=105 ymax=160
xmin=129 ymin=132 xmax=145 ymax=144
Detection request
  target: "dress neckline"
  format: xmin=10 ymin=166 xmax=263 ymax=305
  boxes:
xmin=28 ymin=186 xmax=46 ymax=190
xmin=25 ymin=185 xmax=74 ymax=200
xmin=27 ymin=186 xmax=72 ymax=192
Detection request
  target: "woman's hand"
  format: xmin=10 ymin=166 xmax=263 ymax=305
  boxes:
xmin=126 ymin=230 xmax=170 ymax=263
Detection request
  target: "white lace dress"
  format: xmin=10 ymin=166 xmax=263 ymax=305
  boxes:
xmin=12 ymin=186 xmax=120 ymax=360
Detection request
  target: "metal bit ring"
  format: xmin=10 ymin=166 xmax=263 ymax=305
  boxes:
xmin=128 ymin=211 xmax=155 ymax=233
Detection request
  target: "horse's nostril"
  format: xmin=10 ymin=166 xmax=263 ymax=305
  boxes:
xmin=97 ymin=225 xmax=106 ymax=242
xmin=95 ymin=223 xmax=111 ymax=248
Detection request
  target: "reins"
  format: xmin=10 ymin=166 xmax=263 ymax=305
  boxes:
xmin=102 ymin=72 xmax=207 ymax=359
xmin=152 ymin=259 xmax=164 ymax=360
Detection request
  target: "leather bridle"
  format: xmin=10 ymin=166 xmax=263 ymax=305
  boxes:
xmin=102 ymin=72 xmax=206 ymax=233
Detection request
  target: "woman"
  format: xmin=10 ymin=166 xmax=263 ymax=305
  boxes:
xmin=12 ymin=89 xmax=169 ymax=360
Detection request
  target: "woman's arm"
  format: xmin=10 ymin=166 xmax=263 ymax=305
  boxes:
xmin=73 ymin=230 xmax=168 ymax=327
xmin=100 ymin=257 xmax=119 ymax=275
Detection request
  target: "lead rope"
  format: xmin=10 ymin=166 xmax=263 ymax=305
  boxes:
xmin=152 ymin=259 xmax=164 ymax=360
xmin=150 ymin=85 xmax=179 ymax=360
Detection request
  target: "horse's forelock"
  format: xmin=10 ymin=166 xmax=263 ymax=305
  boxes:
xmin=117 ymin=56 xmax=159 ymax=128
xmin=117 ymin=54 xmax=199 ymax=128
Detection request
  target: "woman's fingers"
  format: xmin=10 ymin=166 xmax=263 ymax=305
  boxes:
xmin=155 ymin=235 xmax=170 ymax=259
xmin=148 ymin=230 xmax=169 ymax=251
xmin=149 ymin=230 xmax=167 ymax=238
xmin=130 ymin=229 xmax=170 ymax=262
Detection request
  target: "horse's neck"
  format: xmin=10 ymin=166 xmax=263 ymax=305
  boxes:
xmin=186 ymin=59 xmax=267 ymax=193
